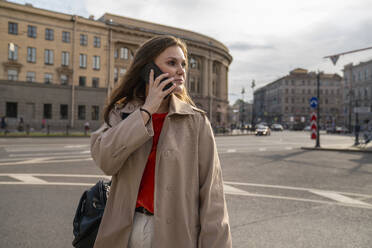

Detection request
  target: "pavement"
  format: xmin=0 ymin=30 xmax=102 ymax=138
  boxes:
xmin=301 ymin=142 xmax=372 ymax=153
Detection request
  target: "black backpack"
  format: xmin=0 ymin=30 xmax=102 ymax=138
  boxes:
xmin=72 ymin=180 xmax=111 ymax=248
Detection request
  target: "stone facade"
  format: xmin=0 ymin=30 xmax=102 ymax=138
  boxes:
xmin=253 ymin=68 xmax=344 ymax=129
xmin=343 ymin=60 xmax=372 ymax=130
xmin=0 ymin=1 xmax=232 ymax=130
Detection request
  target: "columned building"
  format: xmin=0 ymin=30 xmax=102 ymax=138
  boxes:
xmin=253 ymin=68 xmax=343 ymax=129
xmin=0 ymin=1 xmax=232 ymax=131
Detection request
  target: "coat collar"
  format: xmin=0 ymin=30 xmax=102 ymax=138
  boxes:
xmin=168 ymin=94 xmax=195 ymax=116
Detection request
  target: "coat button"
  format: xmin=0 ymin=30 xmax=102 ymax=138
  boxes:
xmin=166 ymin=218 xmax=172 ymax=224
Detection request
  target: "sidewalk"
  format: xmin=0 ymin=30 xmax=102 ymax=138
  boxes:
xmin=301 ymin=142 xmax=372 ymax=153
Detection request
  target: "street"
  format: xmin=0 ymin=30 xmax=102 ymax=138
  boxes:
xmin=0 ymin=131 xmax=371 ymax=247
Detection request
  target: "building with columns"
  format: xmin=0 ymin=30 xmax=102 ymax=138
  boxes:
xmin=253 ymin=68 xmax=344 ymax=129
xmin=0 ymin=1 xmax=232 ymax=131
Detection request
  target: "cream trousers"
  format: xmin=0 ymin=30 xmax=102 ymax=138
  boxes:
xmin=128 ymin=212 xmax=154 ymax=248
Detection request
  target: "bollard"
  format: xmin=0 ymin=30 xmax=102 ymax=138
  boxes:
xmin=47 ymin=125 xmax=50 ymax=135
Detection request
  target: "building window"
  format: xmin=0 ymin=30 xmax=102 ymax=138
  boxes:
xmin=79 ymin=76 xmax=86 ymax=86
xmin=60 ymin=104 xmax=68 ymax=120
xmin=120 ymin=68 xmax=126 ymax=76
xmin=44 ymin=49 xmax=54 ymax=65
xmin=114 ymin=49 xmax=118 ymax=59
xmin=8 ymin=22 xmax=18 ymax=35
xmin=60 ymin=74 xmax=68 ymax=85
xmin=212 ymin=81 xmax=217 ymax=96
xmin=91 ymin=106 xmax=99 ymax=120
xmin=45 ymin=28 xmax=54 ymax=40
xmin=28 ymin=25 xmax=37 ymax=38
xmin=190 ymin=57 xmax=198 ymax=69
xmin=79 ymin=54 xmax=87 ymax=68
xmin=93 ymin=56 xmax=100 ymax=70
xmin=44 ymin=73 xmax=53 ymax=84
xmin=120 ymin=47 xmax=129 ymax=59
xmin=26 ymin=72 xmax=36 ymax=82
xmin=8 ymin=43 xmax=18 ymax=61
xmin=92 ymin=77 xmax=99 ymax=88
xmin=61 ymin=51 xmax=69 ymax=66
xmin=291 ymin=89 xmax=295 ymax=94
xmin=285 ymin=89 xmax=289 ymax=94
xmin=80 ymin=34 xmax=88 ymax=46
xmin=78 ymin=105 xmax=86 ymax=120
xmin=62 ymin=31 xmax=70 ymax=43
xmin=6 ymin=102 xmax=18 ymax=118
xmin=27 ymin=47 xmax=36 ymax=63
xmin=43 ymin=104 xmax=52 ymax=119
xmin=114 ymin=68 xmax=118 ymax=83
xmin=189 ymin=77 xmax=195 ymax=92
xmin=94 ymin=36 xmax=101 ymax=48
xmin=8 ymin=69 xmax=18 ymax=81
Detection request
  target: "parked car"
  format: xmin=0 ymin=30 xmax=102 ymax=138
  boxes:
xmin=303 ymin=125 xmax=311 ymax=131
xmin=255 ymin=125 xmax=271 ymax=136
xmin=271 ymin=123 xmax=284 ymax=131
xmin=335 ymin=126 xmax=349 ymax=134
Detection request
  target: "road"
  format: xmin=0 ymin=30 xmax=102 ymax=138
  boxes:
xmin=0 ymin=131 xmax=371 ymax=247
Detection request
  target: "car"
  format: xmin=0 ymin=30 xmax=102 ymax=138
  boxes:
xmin=271 ymin=123 xmax=284 ymax=131
xmin=303 ymin=125 xmax=311 ymax=131
xmin=335 ymin=126 xmax=349 ymax=134
xmin=255 ymin=125 xmax=271 ymax=136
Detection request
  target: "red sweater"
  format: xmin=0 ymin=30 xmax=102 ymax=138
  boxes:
xmin=136 ymin=113 xmax=168 ymax=213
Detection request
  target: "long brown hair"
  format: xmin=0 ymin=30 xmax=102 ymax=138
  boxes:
xmin=104 ymin=35 xmax=195 ymax=126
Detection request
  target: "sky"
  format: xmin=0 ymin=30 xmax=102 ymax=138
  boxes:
xmin=10 ymin=0 xmax=372 ymax=104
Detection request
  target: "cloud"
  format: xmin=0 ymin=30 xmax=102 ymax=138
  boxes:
xmin=228 ymin=42 xmax=275 ymax=51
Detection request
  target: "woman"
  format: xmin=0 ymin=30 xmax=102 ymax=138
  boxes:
xmin=91 ymin=35 xmax=232 ymax=248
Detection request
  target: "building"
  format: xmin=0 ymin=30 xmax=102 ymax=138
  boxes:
xmin=343 ymin=60 xmax=372 ymax=131
xmin=228 ymin=99 xmax=253 ymax=129
xmin=253 ymin=68 xmax=343 ymax=129
xmin=0 ymin=1 xmax=232 ymax=131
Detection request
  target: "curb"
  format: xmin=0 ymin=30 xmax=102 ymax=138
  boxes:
xmin=301 ymin=146 xmax=372 ymax=153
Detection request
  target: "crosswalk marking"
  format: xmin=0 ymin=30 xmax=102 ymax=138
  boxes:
xmin=0 ymin=173 xmax=371 ymax=209
xmin=309 ymin=190 xmax=371 ymax=206
xmin=9 ymin=174 xmax=47 ymax=184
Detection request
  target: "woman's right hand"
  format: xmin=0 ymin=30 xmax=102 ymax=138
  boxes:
xmin=141 ymin=69 xmax=177 ymax=114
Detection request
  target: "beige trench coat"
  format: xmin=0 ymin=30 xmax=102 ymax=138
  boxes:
xmin=91 ymin=94 xmax=232 ymax=248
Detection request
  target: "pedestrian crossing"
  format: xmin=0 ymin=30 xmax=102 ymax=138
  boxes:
xmin=1 ymin=173 xmax=371 ymax=210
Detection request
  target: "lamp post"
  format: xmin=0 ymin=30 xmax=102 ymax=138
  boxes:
xmin=251 ymin=80 xmax=255 ymax=128
xmin=354 ymin=99 xmax=360 ymax=146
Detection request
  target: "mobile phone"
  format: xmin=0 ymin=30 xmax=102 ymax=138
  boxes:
xmin=140 ymin=62 xmax=173 ymax=91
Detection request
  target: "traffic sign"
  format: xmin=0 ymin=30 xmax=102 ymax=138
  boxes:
xmin=309 ymin=97 xmax=318 ymax=108
xmin=311 ymin=130 xmax=317 ymax=140
xmin=310 ymin=112 xmax=317 ymax=122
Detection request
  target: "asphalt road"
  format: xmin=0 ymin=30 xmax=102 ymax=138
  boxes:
xmin=0 ymin=131 xmax=371 ymax=248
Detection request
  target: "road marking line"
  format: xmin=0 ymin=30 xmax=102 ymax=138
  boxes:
xmin=0 ymin=158 xmax=92 ymax=166
xmin=224 ymin=184 xmax=248 ymax=194
xmin=309 ymin=190 xmax=371 ymax=206
xmin=225 ymin=191 xmax=372 ymax=209
xmin=9 ymin=174 xmax=47 ymax=184
xmin=9 ymin=152 xmax=90 ymax=157
xmin=0 ymin=173 xmax=111 ymax=179
xmin=227 ymin=149 xmax=236 ymax=153
xmin=224 ymin=181 xmax=372 ymax=198
xmin=64 ymin=145 xmax=89 ymax=148
xmin=285 ymin=147 xmax=293 ymax=150
xmin=259 ymin=148 xmax=267 ymax=151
